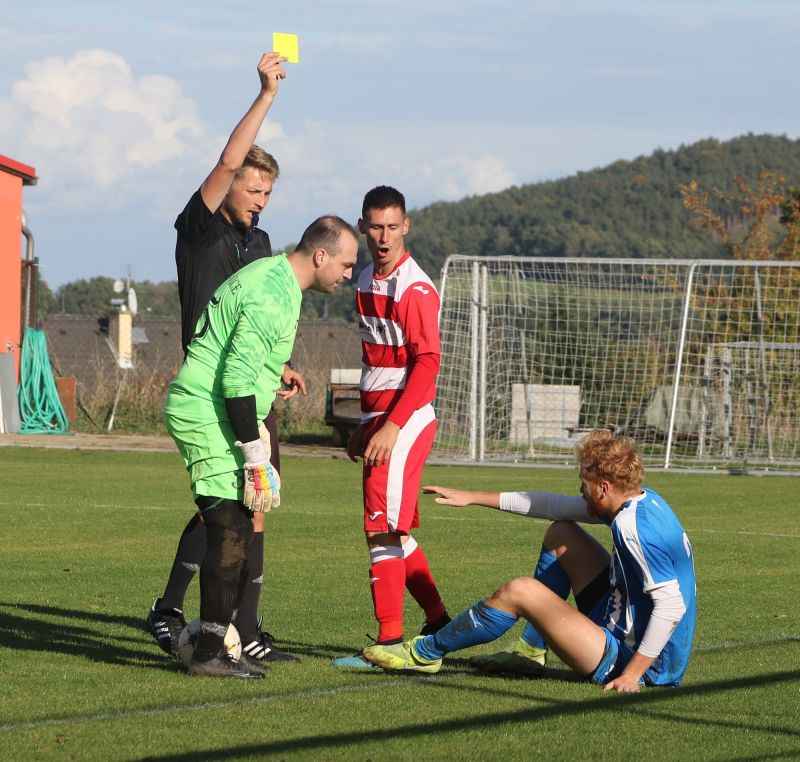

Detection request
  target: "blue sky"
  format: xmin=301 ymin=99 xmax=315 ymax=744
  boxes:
xmin=1 ymin=1 xmax=798 ymax=287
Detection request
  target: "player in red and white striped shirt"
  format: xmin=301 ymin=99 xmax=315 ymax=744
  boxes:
xmin=333 ymin=187 xmax=450 ymax=667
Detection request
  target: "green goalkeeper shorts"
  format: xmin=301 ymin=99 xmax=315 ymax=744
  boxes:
xmin=165 ymin=415 xmax=244 ymax=501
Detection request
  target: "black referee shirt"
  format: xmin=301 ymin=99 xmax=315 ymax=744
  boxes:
xmin=175 ymin=189 xmax=272 ymax=353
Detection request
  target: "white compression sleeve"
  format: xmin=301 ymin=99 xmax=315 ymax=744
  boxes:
xmin=499 ymin=492 xmax=600 ymax=523
xmin=637 ymin=580 xmax=687 ymax=658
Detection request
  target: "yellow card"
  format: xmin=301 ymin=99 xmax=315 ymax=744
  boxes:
xmin=273 ymin=32 xmax=299 ymax=63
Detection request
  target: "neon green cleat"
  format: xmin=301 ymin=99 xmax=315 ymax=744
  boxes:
xmin=362 ymin=636 xmax=442 ymax=674
xmin=469 ymin=639 xmax=546 ymax=675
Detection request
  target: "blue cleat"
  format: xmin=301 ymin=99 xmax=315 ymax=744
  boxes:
xmin=331 ymin=653 xmax=379 ymax=669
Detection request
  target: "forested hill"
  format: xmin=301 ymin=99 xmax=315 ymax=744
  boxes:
xmin=39 ymin=134 xmax=800 ymax=321
xmin=404 ymin=133 xmax=800 ymax=274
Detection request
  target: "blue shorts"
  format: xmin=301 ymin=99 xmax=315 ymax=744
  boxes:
xmin=583 ymin=591 xmax=632 ymax=685
xmin=586 ymin=591 xmax=672 ymax=686
xmin=592 ymin=629 xmax=632 ymax=684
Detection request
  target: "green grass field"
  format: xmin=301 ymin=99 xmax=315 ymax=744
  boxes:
xmin=0 ymin=446 xmax=798 ymax=761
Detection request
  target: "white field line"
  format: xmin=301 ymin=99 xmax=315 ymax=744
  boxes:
xmin=0 ymin=680 xmax=407 ymax=733
xmin=0 ymin=500 xmax=174 ymax=511
xmin=2 ymin=634 xmax=798 ymax=734
xmin=93 ymin=503 xmax=173 ymax=511
xmin=694 ymin=634 xmax=800 ymax=653
xmin=419 ymin=515 xmax=484 ymax=522
xmin=687 ymin=527 xmax=800 ymax=540
xmin=3 ymin=501 xmax=799 ymax=536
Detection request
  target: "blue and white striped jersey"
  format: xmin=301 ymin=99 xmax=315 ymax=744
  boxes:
xmin=601 ymin=487 xmax=697 ymax=686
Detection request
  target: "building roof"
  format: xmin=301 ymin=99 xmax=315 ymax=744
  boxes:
xmin=41 ymin=315 xmax=362 ymax=422
xmin=0 ymin=154 xmax=37 ymax=185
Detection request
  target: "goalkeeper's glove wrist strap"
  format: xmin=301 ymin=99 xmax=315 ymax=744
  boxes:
xmin=235 ymin=438 xmax=268 ymax=464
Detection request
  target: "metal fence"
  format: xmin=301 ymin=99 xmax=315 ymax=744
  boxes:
xmin=434 ymin=256 xmax=800 ymax=472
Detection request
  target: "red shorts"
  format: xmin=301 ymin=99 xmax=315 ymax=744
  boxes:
xmin=363 ymin=404 xmax=436 ymax=534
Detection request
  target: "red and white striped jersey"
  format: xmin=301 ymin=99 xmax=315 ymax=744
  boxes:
xmin=356 ymin=252 xmax=440 ymax=426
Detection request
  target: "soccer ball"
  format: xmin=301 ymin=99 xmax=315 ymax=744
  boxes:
xmin=177 ymin=618 xmax=242 ymax=667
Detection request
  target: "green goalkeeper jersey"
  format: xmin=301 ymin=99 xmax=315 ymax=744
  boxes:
xmin=165 ymin=254 xmax=302 ymax=426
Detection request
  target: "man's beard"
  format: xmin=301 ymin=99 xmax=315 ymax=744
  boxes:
xmin=583 ymin=489 xmax=603 ymax=517
xmin=232 ymin=210 xmax=258 ymax=236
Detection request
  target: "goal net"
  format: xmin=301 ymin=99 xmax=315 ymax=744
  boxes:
xmin=433 ymin=256 xmax=800 ymax=471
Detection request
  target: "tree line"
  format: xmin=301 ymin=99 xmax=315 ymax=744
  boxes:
xmin=32 ymin=133 xmax=800 ymax=323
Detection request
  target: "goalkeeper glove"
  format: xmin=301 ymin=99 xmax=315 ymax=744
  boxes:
xmin=235 ymin=438 xmax=281 ymax=512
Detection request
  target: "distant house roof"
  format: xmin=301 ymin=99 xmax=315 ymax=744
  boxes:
xmin=42 ymin=315 xmax=361 ymax=418
xmin=42 ymin=315 xmax=184 ymax=398
xmin=0 ymin=154 xmax=37 ymax=185
xmin=293 ymin=319 xmax=362 ymax=372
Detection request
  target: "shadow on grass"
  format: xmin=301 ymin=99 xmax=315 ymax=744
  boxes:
xmin=137 ymin=667 xmax=800 ymax=761
xmin=0 ymin=601 xmax=179 ymax=672
xmin=0 ymin=601 xmax=373 ymax=668
xmin=260 ymin=638 xmax=368 ymax=661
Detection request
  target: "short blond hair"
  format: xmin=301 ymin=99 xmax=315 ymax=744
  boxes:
xmin=574 ymin=429 xmax=644 ymax=493
xmin=236 ymin=145 xmax=280 ymax=182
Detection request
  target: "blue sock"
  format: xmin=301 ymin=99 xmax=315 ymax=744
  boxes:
xmin=414 ymin=600 xmax=518 ymax=660
xmin=521 ymin=545 xmax=571 ymax=650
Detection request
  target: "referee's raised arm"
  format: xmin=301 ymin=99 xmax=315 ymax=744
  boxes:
xmin=200 ymin=51 xmax=287 ymax=213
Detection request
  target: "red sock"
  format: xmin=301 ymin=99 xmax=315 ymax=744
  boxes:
xmin=369 ymin=557 xmax=406 ymax=643
xmin=404 ymin=544 xmax=447 ymax=624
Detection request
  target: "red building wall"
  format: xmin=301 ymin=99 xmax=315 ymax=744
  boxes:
xmin=0 ymin=155 xmax=37 ymax=379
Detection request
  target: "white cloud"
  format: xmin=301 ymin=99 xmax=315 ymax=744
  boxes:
xmin=0 ymin=49 xmax=232 ymax=209
xmin=247 ymin=121 xmax=521 ymax=244
xmin=255 ymin=121 xmax=285 ymax=145
xmin=433 ymin=155 xmax=517 ymax=200
xmin=264 ymin=120 xmax=521 ymax=209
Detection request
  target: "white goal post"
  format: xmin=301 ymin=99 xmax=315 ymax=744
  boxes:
xmin=433 ymin=256 xmax=800 ymax=472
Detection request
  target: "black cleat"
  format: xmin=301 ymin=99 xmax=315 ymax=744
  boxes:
xmin=188 ymin=650 xmax=265 ymax=679
xmin=146 ymin=599 xmax=186 ymax=656
xmin=241 ymin=622 xmax=300 ymax=663
xmin=238 ymin=652 xmax=269 ymax=673
xmin=420 ymin=614 xmax=451 ymax=636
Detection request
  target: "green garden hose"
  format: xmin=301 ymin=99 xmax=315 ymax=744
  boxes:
xmin=18 ymin=328 xmax=68 ymax=434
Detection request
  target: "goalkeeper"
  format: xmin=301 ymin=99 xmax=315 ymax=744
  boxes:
xmin=165 ymin=215 xmax=358 ymax=678
xmin=363 ymin=430 xmax=697 ymax=692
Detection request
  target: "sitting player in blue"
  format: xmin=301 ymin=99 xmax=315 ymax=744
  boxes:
xmin=362 ymin=429 xmax=696 ymax=692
